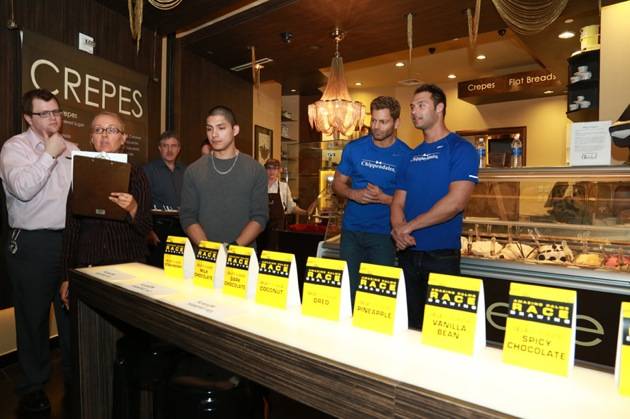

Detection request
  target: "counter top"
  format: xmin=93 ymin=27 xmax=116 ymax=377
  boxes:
xmin=71 ymin=262 xmax=630 ymax=418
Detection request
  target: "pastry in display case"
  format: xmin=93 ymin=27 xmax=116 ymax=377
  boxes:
xmin=463 ymin=166 xmax=630 ymax=272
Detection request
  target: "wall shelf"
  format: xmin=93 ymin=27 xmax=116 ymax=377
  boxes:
xmin=566 ymin=108 xmax=599 ymax=122
xmin=566 ymin=50 xmax=599 ymax=122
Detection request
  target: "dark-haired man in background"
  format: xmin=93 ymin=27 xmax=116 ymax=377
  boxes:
xmin=391 ymin=84 xmax=479 ymax=330
xmin=332 ymin=96 xmax=411 ymax=308
xmin=0 ymin=89 xmax=77 ymax=413
xmin=144 ymin=130 xmax=186 ymax=266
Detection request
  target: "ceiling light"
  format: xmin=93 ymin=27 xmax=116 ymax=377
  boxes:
xmin=558 ymin=31 xmax=575 ymax=39
xmin=447 ymin=74 xmax=456 ymax=79
xmin=230 ymin=57 xmax=274 ymax=72
xmin=395 ymin=62 xmax=405 ymax=68
xmin=290 ymin=89 xmax=297 ymax=93
xmin=564 ymin=18 xmax=574 ymax=24
xmin=354 ymin=82 xmax=363 ymax=86
xmin=476 ymin=54 xmax=486 ymax=60
xmin=544 ymin=90 xmax=554 ymax=94
xmin=308 ymin=28 xmax=365 ymax=140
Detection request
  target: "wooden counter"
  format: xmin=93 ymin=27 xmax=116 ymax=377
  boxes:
xmin=70 ymin=263 xmax=630 ymax=418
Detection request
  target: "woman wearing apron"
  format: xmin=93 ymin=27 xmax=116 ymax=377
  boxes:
xmin=258 ymin=159 xmax=307 ymax=252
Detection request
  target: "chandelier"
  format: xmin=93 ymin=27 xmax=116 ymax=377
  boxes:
xmin=308 ymin=28 xmax=365 ymax=140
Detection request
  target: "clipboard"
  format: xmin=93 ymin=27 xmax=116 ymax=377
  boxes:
xmin=71 ymin=155 xmax=131 ymax=221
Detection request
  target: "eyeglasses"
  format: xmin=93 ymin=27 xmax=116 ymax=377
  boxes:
xmin=30 ymin=109 xmax=63 ymax=118
xmin=93 ymin=126 xmax=123 ymax=135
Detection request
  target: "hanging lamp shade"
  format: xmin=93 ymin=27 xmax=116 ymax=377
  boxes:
xmin=308 ymin=29 xmax=365 ymax=139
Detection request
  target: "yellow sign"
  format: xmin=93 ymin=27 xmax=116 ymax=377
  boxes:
xmin=302 ymin=257 xmax=350 ymax=321
xmin=255 ymin=250 xmax=298 ymax=309
xmin=615 ymin=302 xmax=630 ymax=396
xmin=193 ymin=241 xmax=225 ymax=289
xmin=163 ymin=236 xmax=187 ymax=279
xmin=223 ymin=245 xmax=256 ymax=299
xmin=421 ymin=273 xmax=485 ymax=355
xmin=502 ymin=283 xmax=576 ymax=376
xmin=352 ymin=263 xmax=405 ymax=335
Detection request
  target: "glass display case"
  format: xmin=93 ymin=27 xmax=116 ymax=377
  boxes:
xmin=461 ymin=166 xmax=630 ymax=368
xmin=463 ymin=166 xmax=630 ymax=272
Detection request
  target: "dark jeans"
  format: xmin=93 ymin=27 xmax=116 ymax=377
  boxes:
xmin=398 ymin=248 xmax=461 ymax=331
xmin=6 ymin=229 xmax=72 ymax=394
xmin=340 ymin=229 xmax=396 ymax=309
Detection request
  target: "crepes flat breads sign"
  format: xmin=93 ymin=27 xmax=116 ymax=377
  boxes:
xmin=21 ymin=30 xmax=149 ymax=164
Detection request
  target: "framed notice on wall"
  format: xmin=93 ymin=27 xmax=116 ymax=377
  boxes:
xmin=254 ymin=125 xmax=273 ymax=165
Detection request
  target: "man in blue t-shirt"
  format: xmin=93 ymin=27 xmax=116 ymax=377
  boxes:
xmin=333 ymin=96 xmax=411 ymax=308
xmin=391 ymin=84 xmax=479 ymax=330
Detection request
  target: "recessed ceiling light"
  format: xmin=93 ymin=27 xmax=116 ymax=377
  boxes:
xmin=558 ymin=31 xmax=575 ymax=39
xmin=447 ymin=74 xmax=456 ymax=79
xmin=564 ymin=18 xmax=574 ymax=24
xmin=354 ymin=82 xmax=363 ymax=86
xmin=544 ymin=90 xmax=554 ymax=94
xmin=290 ymin=89 xmax=297 ymax=93
xmin=476 ymin=54 xmax=486 ymax=60
xmin=395 ymin=61 xmax=405 ymax=68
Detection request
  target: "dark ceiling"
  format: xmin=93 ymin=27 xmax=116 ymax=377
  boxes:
xmin=97 ymin=0 xmax=618 ymax=95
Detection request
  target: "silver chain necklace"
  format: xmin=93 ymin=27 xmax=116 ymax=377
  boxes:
xmin=211 ymin=151 xmax=239 ymax=175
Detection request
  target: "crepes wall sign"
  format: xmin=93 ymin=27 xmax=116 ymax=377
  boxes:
xmin=21 ymin=30 xmax=149 ymax=164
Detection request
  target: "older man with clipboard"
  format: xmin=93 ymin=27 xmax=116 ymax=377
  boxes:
xmin=60 ymin=111 xmax=152 ymax=306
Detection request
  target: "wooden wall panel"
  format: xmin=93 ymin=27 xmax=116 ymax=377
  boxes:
xmin=174 ymin=44 xmax=253 ymax=165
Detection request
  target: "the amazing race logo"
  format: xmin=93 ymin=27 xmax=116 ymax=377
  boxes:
xmin=357 ymin=274 xmax=397 ymax=297
xmin=226 ymin=253 xmax=250 ymax=270
xmin=165 ymin=242 xmax=184 ymax=256
xmin=259 ymin=259 xmax=290 ymax=278
xmin=426 ymin=285 xmax=478 ymax=313
xmin=305 ymin=267 xmax=342 ymax=288
xmin=508 ymin=296 xmax=572 ymax=327
xmin=196 ymin=247 xmax=218 ymax=263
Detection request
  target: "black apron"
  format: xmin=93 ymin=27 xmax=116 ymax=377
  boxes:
xmin=260 ymin=182 xmax=285 ymax=251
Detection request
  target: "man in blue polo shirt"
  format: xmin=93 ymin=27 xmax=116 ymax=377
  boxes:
xmin=391 ymin=84 xmax=479 ymax=330
xmin=333 ymin=96 xmax=411 ymax=308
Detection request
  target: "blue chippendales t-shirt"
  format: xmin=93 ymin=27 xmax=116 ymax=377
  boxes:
xmin=337 ymin=135 xmax=411 ymax=235
xmin=395 ymin=132 xmax=478 ymax=250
